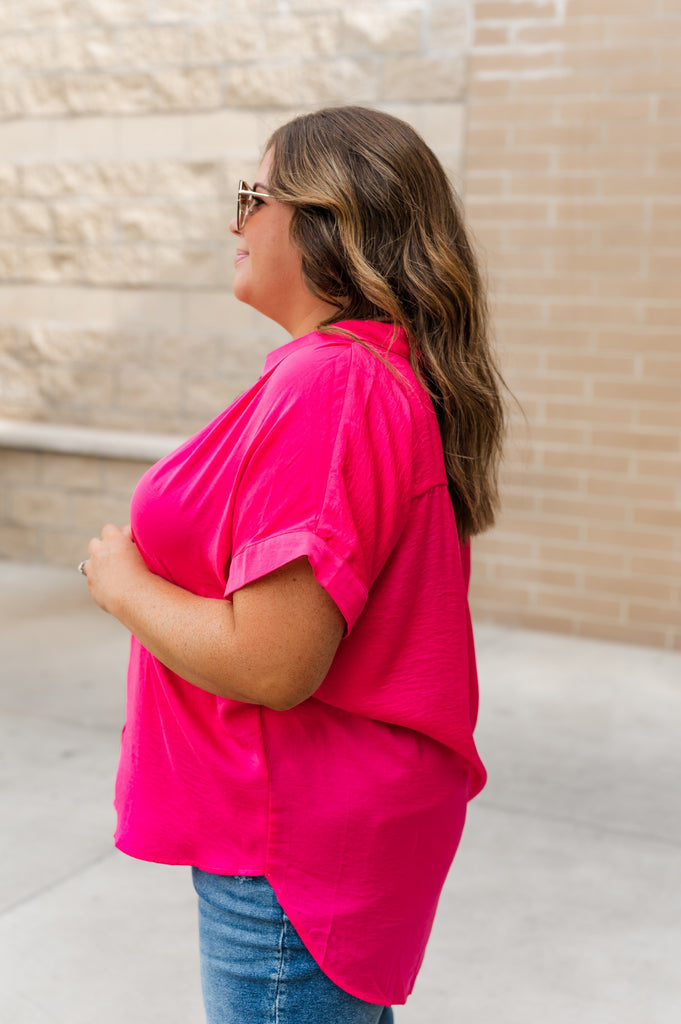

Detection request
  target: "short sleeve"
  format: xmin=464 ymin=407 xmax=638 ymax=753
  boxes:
xmin=224 ymin=342 xmax=414 ymax=632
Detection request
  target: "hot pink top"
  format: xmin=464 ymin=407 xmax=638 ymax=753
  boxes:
xmin=114 ymin=320 xmax=486 ymax=1005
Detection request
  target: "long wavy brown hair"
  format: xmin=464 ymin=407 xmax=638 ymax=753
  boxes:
xmin=266 ymin=106 xmax=506 ymax=541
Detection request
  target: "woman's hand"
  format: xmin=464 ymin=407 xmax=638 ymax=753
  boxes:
xmin=84 ymin=523 xmax=149 ymax=617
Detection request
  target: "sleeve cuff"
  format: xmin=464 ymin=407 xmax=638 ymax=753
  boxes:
xmin=225 ymin=530 xmax=368 ymax=635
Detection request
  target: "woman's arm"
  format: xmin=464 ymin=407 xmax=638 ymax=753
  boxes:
xmin=84 ymin=524 xmax=345 ymax=711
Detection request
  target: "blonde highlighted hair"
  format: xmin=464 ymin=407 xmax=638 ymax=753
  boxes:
xmin=266 ymin=106 xmax=506 ymax=541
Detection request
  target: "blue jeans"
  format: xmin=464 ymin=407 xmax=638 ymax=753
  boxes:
xmin=192 ymin=869 xmax=394 ymax=1024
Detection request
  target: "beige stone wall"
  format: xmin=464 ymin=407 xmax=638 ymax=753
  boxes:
xmin=0 ymin=446 xmax=147 ymax=565
xmin=465 ymin=0 xmax=681 ymax=650
xmin=1 ymin=0 xmax=679 ymax=649
xmin=0 ymin=0 xmax=471 ymax=569
xmin=0 ymin=0 xmax=468 ymax=434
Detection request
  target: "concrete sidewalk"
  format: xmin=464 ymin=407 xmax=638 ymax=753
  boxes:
xmin=1 ymin=560 xmax=680 ymax=1023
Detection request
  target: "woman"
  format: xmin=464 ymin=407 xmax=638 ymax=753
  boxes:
xmin=82 ymin=106 xmax=505 ymax=1023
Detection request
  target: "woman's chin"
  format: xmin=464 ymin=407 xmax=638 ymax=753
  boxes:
xmin=232 ymin=273 xmax=251 ymax=306
xmin=232 ymin=283 xmax=273 ymax=323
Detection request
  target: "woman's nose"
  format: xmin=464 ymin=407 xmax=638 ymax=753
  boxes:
xmin=229 ymin=216 xmax=240 ymax=235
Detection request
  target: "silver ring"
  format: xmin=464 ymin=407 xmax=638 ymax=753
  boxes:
xmin=78 ymin=560 xmax=88 ymax=576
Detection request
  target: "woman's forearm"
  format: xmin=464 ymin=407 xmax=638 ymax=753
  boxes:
xmin=85 ymin=525 xmax=345 ymax=710
xmin=109 ymin=570 xmax=260 ymax=703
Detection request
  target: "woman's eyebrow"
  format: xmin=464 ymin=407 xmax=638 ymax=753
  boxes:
xmin=253 ymin=181 xmax=269 ymax=192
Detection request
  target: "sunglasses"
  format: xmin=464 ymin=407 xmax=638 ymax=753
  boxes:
xmin=237 ymin=180 xmax=272 ymax=231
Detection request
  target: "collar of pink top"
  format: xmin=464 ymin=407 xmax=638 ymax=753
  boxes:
xmin=263 ymin=320 xmax=411 ymax=375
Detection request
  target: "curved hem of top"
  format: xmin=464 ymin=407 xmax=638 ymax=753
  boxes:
xmin=113 ymin=836 xmax=410 ymax=1006
xmin=263 ymin=869 xmax=411 ymax=1008
xmin=113 ymin=836 xmax=267 ymax=877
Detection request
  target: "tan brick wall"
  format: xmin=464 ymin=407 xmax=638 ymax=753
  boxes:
xmin=0 ymin=0 xmax=679 ymax=650
xmin=465 ymin=0 xmax=681 ymax=650
xmin=0 ymin=447 xmax=151 ymax=566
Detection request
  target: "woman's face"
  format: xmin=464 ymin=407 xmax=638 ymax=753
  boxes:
xmin=230 ymin=150 xmax=337 ymax=338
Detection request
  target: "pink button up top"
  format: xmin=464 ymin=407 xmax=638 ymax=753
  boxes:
xmin=114 ymin=320 xmax=486 ymax=1005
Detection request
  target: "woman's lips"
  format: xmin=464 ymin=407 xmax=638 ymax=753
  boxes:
xmin=235 ymin=249 xmax=249 ymax=265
